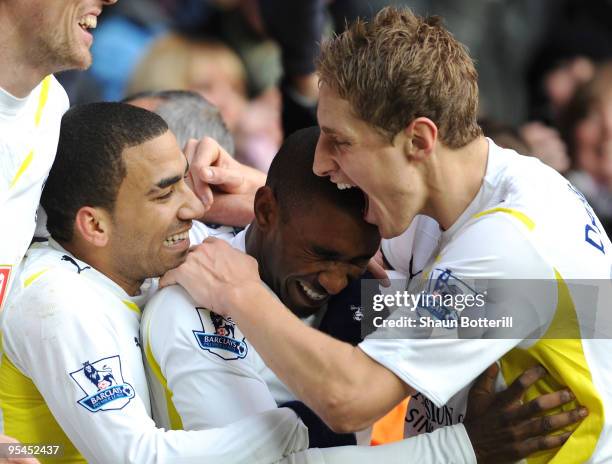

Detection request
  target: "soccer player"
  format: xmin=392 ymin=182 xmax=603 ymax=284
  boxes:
xmin=162 ymin=7 xmax=612 ymax=462
xmin=0 ymin=0 xmax=263 ymax=314
xmin=150 ymin=127 xmax=585 ymax=463
xmin=0 ymin=0 xmax=117 ymax=311
xmin=0 ymin=103 xmax=307 ymax=463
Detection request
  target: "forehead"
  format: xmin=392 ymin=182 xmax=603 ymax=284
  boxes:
xmin=287 ymin=200 xmax=379 ymax=256
xmin=317 ymin=83 xmax=385 ymax=144
xmin=121 ymin=131 xmax=185 ymax=189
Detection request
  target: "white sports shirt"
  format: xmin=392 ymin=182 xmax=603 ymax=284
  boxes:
xmin=144 ymin=230 xmax=477 ymax=463
xmin=0 ymin=75 xmax=69 ymax=310
xmin=361 ymin=139 xmax=612 ymax=463
xmin=0 ymin=229 xmax=308 ymax=464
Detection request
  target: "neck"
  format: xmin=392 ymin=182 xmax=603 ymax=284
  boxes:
xmin=60 ymin=241 xmax=144 ymax=297
xmin=422 ymin=136 xmax=489 ymax=231
xmin=0 ymin=14 xmax=49 ymax=97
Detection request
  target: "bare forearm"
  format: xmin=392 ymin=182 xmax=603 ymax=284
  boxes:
xmin=229 ymin=284 xmax=413 ymax=432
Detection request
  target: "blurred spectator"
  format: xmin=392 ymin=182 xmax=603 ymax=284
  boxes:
xmin=563 ymin=62 xmax=612 ymax=235
xmin=125 ymin=89 xmax=235 ymax=154
xmin=519 ymin=122 xmax=570 ymax=173
xmin=259 ymin=0 xmax=394 ymax=135
xmin=479 ymin=118 xmax=530 ymax=154
xmin=128 ymin=32 xmax=281 ymax=172
xmin=527 ymin=0 xmax=612 ymax=126
xmin=480 ymin=119 xmax=570 ymax=174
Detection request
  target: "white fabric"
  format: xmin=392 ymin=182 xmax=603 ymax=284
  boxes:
xmin=142 ymin=225 xmax=282 ymax=431
xmin=145 ymin=228 xmax=477 ymax=462
xmin=360 ymin=139 xmax=612 ymax=461
xmin=0 ymin=76 xmax=68 ymax=310
xmin=280 ymin=424 xmax=475 ymax=464
xmin=1 ymin=237 xmax=308 ymax=464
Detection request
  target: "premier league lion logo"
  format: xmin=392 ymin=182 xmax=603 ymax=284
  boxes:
xmin=210 ymin=312 xmax=236 ymax=338
xmin=70 ymin=356 xmax=135 ymax=412
xmin=83 ymin=361 xmax=116 ymax=390
xmin=193 ymin=307 xmax=248 ymax=361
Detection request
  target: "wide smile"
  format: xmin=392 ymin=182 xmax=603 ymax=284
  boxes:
xmin=295 ymin=279 xmax=328 ymax=306
xmin=163 ymin=229 xmax=191 ymax=251
xmin=77 ymin=13 xmax=98 ymax=45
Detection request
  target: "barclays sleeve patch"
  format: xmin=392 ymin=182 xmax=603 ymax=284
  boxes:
xmin=69 ymin=355 xmax=135 ymax=412
xmin=192 ymin=307 xmax=248 ymax=360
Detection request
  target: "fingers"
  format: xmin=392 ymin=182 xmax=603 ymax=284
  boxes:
xmin=367 ymin=257 xmax=390 ymax=287
xmin=504 ymin=388 xmax=575 ymax=422
xmin=159 ymin=269 xmax=178 ymax=289
xmin=466 ymin=364 xmax=500 ymax=417
xmin=472 ymin=364 xmax=499 ymax=396
xmin=495 ymin=365 xmax=546 ymax=408
xmin=512 ymin=406 xmax=587 ymax=441
xmin=510 ymin=431 xmax=572 ymax=461
xmin=204 ymin=166 xmax=245 ymax=190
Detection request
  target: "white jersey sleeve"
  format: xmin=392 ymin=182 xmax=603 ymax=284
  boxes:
xmin=279 ymin=423 xmax=475 ymax=464
xmin=142 ymin=284 xmax=279 ymax=431
xmin=2 ymin=264 xmax=308 ymax=464
xmin=360 ymin=212 xmax=557 ymax=407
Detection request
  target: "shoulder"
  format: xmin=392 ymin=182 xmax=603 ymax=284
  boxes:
xmin=5 ymin=246 xmax=109 ymax=332
xmin=437 ymin=210 xmax=554 ymax=280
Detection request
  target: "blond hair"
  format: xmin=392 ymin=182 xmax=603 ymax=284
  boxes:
xmin=317 ymin=7 xmax=482 ymax=148
xmin=127 ymin=34 xmax=246 ymax=97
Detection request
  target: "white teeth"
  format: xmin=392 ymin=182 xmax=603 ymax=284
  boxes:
xmin=299 ymin=281 xmax=326 ymax=301
xmin=163 ymin=231 xmax=189 ymax=246
xmin=78 ymin=15 xmax=97 ymax=29
xmin=336 ymin=183 xmax=355 ymax=190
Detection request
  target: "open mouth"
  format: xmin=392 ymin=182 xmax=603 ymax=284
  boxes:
xmin=78 ymin=15 xmax=97 ymax=31
xmin=296 ymin=279 xmax=327 ymax=304
xmin=331 ymin=179 xmax=371 ymax=222
xmin=163 ymin=230 xmax=190 ymax=248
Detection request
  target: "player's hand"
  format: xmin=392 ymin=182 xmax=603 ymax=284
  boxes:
xmin=464 ymin=364 xmax=586 ymax=463
xmin=0 ymin=434 xmax=41 ymax=464
xmin=367 ymin=250 xmax=390 ymax=287
xmin=184 ymin=137 xmax=266 ymax=226
xmin=159 ymin=237 xmax=262 ymax=317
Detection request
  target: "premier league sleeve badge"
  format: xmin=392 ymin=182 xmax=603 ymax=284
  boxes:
xmin=70 ymin=355 xmax=135 ymax=412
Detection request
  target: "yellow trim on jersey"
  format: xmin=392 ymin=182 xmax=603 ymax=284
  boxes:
xmin=0 ymin=354 xmax=84 ymax=464
xmin=472 ymin=207 xmax=535 ymax=231
xmin=23 ymin=268 xmax=49 ymax=288
xmin=145 ymin=322 xmax=184 ymax=430
xmin=122 ymin=300 xmax=142 ymax=316
xmin=8 ymin=75 xmax=51 ymax=189
xmin=35 ymin=76 xmax=51 ymax=126
xmin=500 ymin=269 xmax=604 ymax=463
xmin=9 ymin=150 xmax=34 ymax=189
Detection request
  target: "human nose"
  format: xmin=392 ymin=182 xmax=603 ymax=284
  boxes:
xmin=317 ymin=266 xmax=349 ymax=296
xmin=179 ymin=187 xmax=206 ymax=221
xmin=313 ymin=136 xmax=338 ymax=177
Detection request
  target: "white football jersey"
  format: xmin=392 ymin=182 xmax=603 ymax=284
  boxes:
xmin=0 ymin=235 xmax=308 ymax=464
xmin=0 ymin=75 xmax=69 ymax=310
xmin=360 ymin=139 xmax=612 ymax=463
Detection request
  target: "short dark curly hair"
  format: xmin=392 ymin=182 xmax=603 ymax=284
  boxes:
xmin=42 ymin=102 xmax=168 ymax=243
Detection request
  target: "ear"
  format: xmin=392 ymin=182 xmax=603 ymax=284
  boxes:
xmin=73 ymin=206 xmax=111 ymax=248
xmin=402 ymin=117 xmax=438 ymax=161
xmin=253 ymin=186 xmax=278 ymax=230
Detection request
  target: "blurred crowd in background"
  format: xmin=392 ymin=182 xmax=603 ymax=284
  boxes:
xmin=59 ymin=0 xmax=612 ymax=235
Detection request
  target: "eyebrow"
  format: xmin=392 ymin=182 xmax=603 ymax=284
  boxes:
xmin=312 ymin=245 xmax=371 ymax=263
xmin=147 ymin=159 xmax=189 ymax=195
